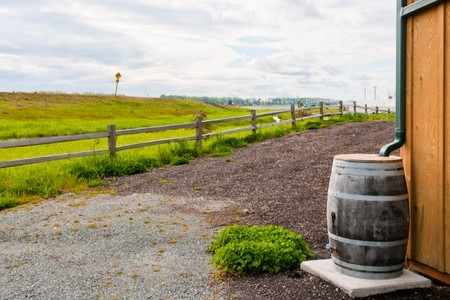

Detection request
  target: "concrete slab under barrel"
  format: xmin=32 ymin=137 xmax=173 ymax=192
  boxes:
xmin=301 ymin=259 xmax=431 ymax=298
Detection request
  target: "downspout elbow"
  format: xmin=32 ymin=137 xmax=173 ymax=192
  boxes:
xmin=379 ymin=131 xmax=405 ymax=157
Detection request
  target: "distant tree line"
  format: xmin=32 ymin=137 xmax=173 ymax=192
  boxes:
xmin=159 ymin=95 xmax=340 ymax=108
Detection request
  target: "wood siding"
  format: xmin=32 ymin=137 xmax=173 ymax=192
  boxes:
xmin=403 ymin=0 xmax=450 ymax=282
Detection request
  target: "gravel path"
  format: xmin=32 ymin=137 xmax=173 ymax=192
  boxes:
xmin=0 ymin=193 xmax=233 ymax=299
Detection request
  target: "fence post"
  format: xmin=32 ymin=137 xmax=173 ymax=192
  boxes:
xmin=353 ymin=101 xmax=357 ymax=114
xmin=108 ymin=124 xmax=117 ymax=157
xmin=290 ymin=104 xmax=296 ymax=129
xmin=196 ymin=115 xmax=203 ymax=149
xmin=319 ymin=102 xmax=324 ymax=120
xmin=251 ymin=110 xmax=257 ymax=134
xmin=365 ymin=104 xmax=368 ymax=114
xmin=339 ymin=101 xmax=343 ymax=115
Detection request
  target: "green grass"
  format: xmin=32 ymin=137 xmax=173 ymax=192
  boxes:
xmin=0 ymin=92 xmax=395 ymax=210
xmin=0 ymin=92 xmax=249 ymax=139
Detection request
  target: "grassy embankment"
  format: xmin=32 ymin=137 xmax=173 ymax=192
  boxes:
xmin=0 ymin=92 xmax=394 ymax=210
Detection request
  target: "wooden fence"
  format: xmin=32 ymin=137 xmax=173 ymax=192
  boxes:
xmin=0 ymin=101 xmax=390 ymax=168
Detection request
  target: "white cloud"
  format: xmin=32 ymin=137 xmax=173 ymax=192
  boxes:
xmin=0 ymin=0 xmax=397 ymax=102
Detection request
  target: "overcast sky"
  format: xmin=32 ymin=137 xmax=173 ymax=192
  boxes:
xmin=1 ymin=0 xmax=397 ymax=105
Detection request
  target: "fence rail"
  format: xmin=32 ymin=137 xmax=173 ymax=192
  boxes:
xmin=0 ymin=101 xmax=391 ymax=168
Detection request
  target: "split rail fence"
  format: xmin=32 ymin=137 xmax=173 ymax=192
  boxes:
xmin=0 ymin=101 xmax=391 ymax=168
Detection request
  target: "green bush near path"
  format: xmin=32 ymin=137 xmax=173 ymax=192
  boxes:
xmin=70 ymin=153 xmax=159 ymax=186
xmin=208 ymin=225 xmax=312 ymax=274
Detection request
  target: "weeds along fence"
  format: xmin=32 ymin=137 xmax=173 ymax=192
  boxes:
xmin=0 ymin=101 xmax=390 ymax=169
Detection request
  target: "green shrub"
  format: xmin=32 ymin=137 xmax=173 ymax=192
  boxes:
xmin=0 ymin=197 xmax=21 ymax=210
xmin=86 ymin=179 xmax=102 ymax=188
xmin=304 ymin=120 xmax=324 ymax=129
xmin=156 ymin=146 xmax=172 ymax=165
xmin=170 ymin=156 xmax=190 ymax=166
xmin=6 ymin=169 xmax=64 ymax=199
xmin=23 ymin=177 xmax=63 ymax=197
xmin=274 ymin=128 xmax=289 ymax=137
xmin=208 ymin=225 xmax=312 ymax=274
xmin=243 ymin=133 xmax=263 ymax=143
xmin=208 ymin=136 xmax=247 ymax=157
xmin=211 ymin=145 xmax=233 ymax=157
xmin=211 ymin=136 xmax=247 ymax=149
xmin=170 ymin=140 xmax=198 ymax=160
xmin=70 ymin=153 xmax=158 ymax=180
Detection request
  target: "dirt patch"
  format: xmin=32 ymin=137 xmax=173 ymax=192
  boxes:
xmin=105 ymin=121 xmax=450 ymax=299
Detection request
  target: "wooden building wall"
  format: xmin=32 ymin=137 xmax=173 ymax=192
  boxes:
xmin=402 ymin=0 xmax=450 ymax=283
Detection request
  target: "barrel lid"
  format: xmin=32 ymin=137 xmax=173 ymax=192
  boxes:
xmin=334 ymin=153 xmax=402 ymax=163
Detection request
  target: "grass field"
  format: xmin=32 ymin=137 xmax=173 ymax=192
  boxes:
xmin=0 ymin=92 xmax=394 ymax=210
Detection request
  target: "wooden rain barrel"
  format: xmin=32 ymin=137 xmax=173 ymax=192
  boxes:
xmin=327 ymin=154 xmax=409 ymax=279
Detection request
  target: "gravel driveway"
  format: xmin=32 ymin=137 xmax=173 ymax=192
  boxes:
xmin=0 ymin=193 xmax=233 ymax=299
